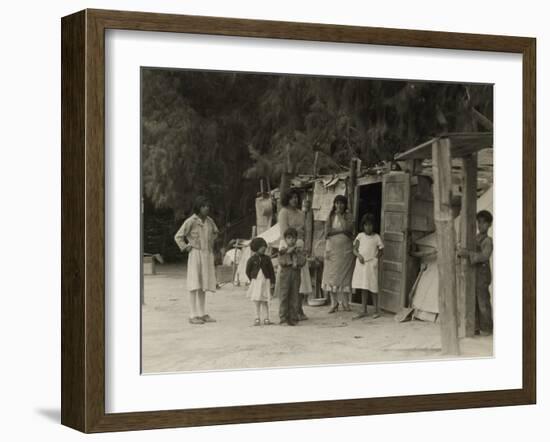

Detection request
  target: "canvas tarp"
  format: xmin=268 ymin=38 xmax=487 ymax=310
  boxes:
xmin=255 ymin=196 xmax=273 ymax=235
xmin=312 ymin=179 xmax=347 ymax=221
xmin=411 ymin=186 xmax=493 ymax=315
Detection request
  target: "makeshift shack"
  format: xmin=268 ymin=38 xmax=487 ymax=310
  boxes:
xmin=237 ymin=133 xmax=492 ymax=346
xmin=411 ymin=185 xmax=493 ymax=320
xmin=394 ymin=132 xmax=494 ymax=354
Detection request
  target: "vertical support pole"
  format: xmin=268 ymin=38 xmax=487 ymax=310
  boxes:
xmin=278 ymin=172 xmax=289 ymax=212
xmin=313 ymin=151 xmax=319 ymax=177
xmin=349 ymin=157 xmax=357 ymax=230
xmin=278 ymin=143 xmax=292 ymax=211
xmin=432 ymin=138 xmax=460 ymax=355
xmin=352 ymin=186 xmax=360 ymax=236
xmin=458 ymin=153 xmax=477 ymax=337
xmin=233 ymin=240 xmax=239 ymax=286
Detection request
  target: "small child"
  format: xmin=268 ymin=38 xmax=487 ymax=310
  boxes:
xmin=351 ymin=213 xmax=384 ymax=319
xmin=245 ymin=237 xmax=276 ymax=326
xmin=278 ymin=227 xmax=306 ymax=326
xmin=458 ymin=210 xmax=494 ymax=336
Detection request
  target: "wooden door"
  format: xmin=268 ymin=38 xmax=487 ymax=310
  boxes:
xmin=380 ymin=172 xmax=410 ymax=313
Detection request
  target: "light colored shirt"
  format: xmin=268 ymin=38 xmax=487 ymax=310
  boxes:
xmin=354 ymin=232 xmax=384 ymax=261
xmin=174 ymin=214 xmax=219 ymax=252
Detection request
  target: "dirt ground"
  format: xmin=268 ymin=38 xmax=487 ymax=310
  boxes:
xmin=142 ymin=263 xmax=493 ymax=374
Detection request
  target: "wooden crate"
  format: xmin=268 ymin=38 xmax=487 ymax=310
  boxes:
xmin=143 ymin=255 xmax=156 ymax=275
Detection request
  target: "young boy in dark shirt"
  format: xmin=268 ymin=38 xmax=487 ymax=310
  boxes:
xmin=459 ymin=210 xmax=493 ymax=335
xmin=278 ymin=227 xmax=306 ymax=326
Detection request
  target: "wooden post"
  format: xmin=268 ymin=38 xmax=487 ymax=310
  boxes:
xmin=458 ymin=153 xmax=477 ymax=337
xmin=432 ymin=138 xmax=460 ymax=355
xmin=278 ymin=172 xmax=289 ymax=212
xmin=233 ymin=240 xmax=240 ymax=286
xmin=349 ymin=157 xmax=357 ymax=219
xmin=313 ymin=151 xmax=319 ymax=177
xmin=278 ymin=144 xmax=292 ymax=211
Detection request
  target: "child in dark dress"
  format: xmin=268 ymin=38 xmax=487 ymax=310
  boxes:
xmin=246 ymin=237 xmax=276 ymax=326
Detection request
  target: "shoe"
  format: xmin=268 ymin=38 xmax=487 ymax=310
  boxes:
xmin=200 ymin=314 xmax=216 ymax=323
xmin=479 ymin=330 xmax=492 ymax=337
xmin=287 ymin=321 xmax=298 ymax=326
xmin=263 ymin=319 xmax=274 ymax=325
xmin=189 ymin=317 xmax=204 ymax=325
xmin=254 ymin=318 xmax=261 ymax=326
xmin=328 ymin=305 xmax=339 ymax=314
xmin=343 ymin=305 xmax=352 ymax=312
xmin=352 ymin=312 xmax=368 ymax=320
xmin=298 ymin=313 xmax=308 ymax=321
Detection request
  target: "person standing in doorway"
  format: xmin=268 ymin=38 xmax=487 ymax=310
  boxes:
xmin=351 ymin=213 xmax=384 ymax=319
xmin=174 ymin=196 xmax=219 ymax=325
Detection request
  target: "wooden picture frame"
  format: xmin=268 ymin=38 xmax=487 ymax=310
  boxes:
xmin=61 ymin=9 xmax=536 ymax=433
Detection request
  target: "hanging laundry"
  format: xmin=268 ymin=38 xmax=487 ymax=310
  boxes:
xmin=312 ymin=179 xmax=347 ymax=221
xmin=255 ymin=195 xmax=273 ymax=234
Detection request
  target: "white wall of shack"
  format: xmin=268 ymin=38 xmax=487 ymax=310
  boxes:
xmin=1 ymin=0 xmax=548 ymax=441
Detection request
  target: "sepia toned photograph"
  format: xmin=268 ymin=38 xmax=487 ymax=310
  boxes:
xmin=140 ymin=67 xmax=494 ymax=374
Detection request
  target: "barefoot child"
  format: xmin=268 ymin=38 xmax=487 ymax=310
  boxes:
xmin=245 ymin=237 xmax=276 ymax=326
xmin=278 ymin=227 xmax=306 ymax=326
xmin=458 ymin=210 xmax=494 ymax=335
xmin=351 ymin=213 xmax=384 ymax=319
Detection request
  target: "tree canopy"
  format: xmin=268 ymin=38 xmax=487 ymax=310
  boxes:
xmin=141 ymin=68 xmax=492 ymax=227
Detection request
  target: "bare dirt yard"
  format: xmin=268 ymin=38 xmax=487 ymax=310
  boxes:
xmin=142 ymin=263 xmax=492 ymax=374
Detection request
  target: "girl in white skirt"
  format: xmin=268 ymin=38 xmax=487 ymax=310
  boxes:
xmin=351 ymin=213 xmax=384 ymax=319
xmin=245 ymin=237 xmax=276 ymax=326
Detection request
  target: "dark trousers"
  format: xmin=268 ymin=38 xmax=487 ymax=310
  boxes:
xmin=279 ymin=267 xmax=301 ymax=324
xmin=475 ymin=283 xmax=493 ymax=333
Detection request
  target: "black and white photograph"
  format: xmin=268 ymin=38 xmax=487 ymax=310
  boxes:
xmin=140 ymin=68 xmax=494 ymax=373
xmin=2 ymin=0 xmax=545 ymax=439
